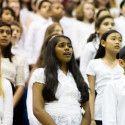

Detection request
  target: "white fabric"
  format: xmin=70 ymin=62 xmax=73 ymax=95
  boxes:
xmin=27 ymin=68 xmax=84 ymax=125
xmin=11 ymin=45 xmax=29 ymax=82
xmin=86 ymin=59 xmax=123 ymax=120
xmin=102 ymin=74 xmax=125 ymax=125
xmin=1 ymin=55 xmax=25 ymax=86
xmin=80 ymin=37 xmax=100 ymax=83
xmin=24 ymin=18 xmax=52 ymax=64
xmin=0 ymin=78 xmax=13 ymax=125
xmin=115 ymin=16 xmax=125 ymax=46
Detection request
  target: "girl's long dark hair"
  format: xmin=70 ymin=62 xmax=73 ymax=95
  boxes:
xmin=42 ymin=35 xmax=89 ymax=103
xmin=87 ymin=15 xmax=113 ymax=43
xmin=0 ymin=21 xmax=13 ymax=62
xmin=95 ymin=30 xmax=122 ymax=59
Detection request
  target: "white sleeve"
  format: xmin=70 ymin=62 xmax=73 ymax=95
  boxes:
xmin=86 ymin=60 xmax=96 ymax=76
xmin=24 ymin=22 xmax=35 ymax=65
xmin=1 ymin=79 xmax=13 ymax=125
xmin=27 ymin=68 xmax=44 ymax=125
xmin=80 ymin=43 xmax=95 ymax=77
xmin=102 ymin=82 xmax=117 ymax=125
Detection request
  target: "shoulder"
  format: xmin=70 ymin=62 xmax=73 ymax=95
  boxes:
xmin=12 ymin=55 xmax=24 ymax=65
xmin=89 ymin=58 xmax=101 ymax=64
xmin=33 ymin=68 xmax=45 ymax=76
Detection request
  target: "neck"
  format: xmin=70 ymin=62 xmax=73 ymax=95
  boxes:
xmin=83 ymin=18 xmax=91 ymax=24
xmin=65 ymin=11 xmax=73 ymax=17
xmin=22 ymin=3 xmax=28 ymax=8
xmin=59 ymin=63 xmax=68 ymax=75
xmin=103 ymin=50 xmax=117 ymax=63
xmin=98 ymin=5 xmax=106 ymax=9
xmin=52 ymin=18 xmax=60 ymax=23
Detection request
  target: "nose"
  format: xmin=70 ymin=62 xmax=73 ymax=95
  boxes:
xmin=3 ymin=31 xmax=7 ymax=37
xmin=65 ymin=44 xmax=69 ymax=50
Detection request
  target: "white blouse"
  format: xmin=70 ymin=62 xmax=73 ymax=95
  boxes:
xmin=27 ymin=68 xmax=84 ymax=125
xmin=86 ymin=59 xmax=123 ymax=120
xmin=0 ymin=78 xmax=13 ymax=125
xmin=102 ymin=74 xmax=125 ymax=125
xmin=1 ymin=55 xmax=25 ymax=86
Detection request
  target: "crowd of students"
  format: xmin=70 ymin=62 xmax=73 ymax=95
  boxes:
xmin=0 ymin=0 xmax=125 ymax=125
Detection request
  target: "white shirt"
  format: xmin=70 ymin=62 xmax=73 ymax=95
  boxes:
xmin=102 ymin=74 xmax=125 ymax=125
xmin=27 ymin=68 xmax=84 ymax=125
xmin=80 ymin=37 xmax=100 ymax=83
xmin=24 ymin=17 xmax=52 ymax=64
xmin=86 ymin=59 xmax=123 ymax=120
xmin=0 ymin=78 xmax=13 ymax=125
xmin=11 ymin=45 xmax=29 ymax=82
xmin=1 ymin=55 xmax=25 ymax=86
xmin=115 ymin=16 xmax=125 ymax=46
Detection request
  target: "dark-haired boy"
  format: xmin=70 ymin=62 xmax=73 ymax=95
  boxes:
xmin=102 ymin=46 xmax=125 ymax=125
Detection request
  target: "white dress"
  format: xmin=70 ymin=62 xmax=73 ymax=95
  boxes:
xmin=102 ymin=74 xmax=125 ymax=125
xmin=0 ymin=78 xmax=13 ymax=125
xmin=86 ymin=59 xmax=123 ymax=120
xmin=27 ymin=68 xmax=84 ymax=125
xmin=1 ymin=55 xmax=25 ymax=86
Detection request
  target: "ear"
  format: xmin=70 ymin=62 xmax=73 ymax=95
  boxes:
xmin=101 ymin=39 xmax=105 ymax=47
xmin=119 ymin=59 xmax=125 ymax=68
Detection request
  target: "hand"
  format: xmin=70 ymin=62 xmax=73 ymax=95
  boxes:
xmin=90 ymin=120 xmax=96 ymax=125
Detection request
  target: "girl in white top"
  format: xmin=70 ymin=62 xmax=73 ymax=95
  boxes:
xmin=86 ymin=30 xmax=123 ymax=125
xmin=32 ymin=35 xmax=90 ymax=125
xmin=0 ymin=48 xmax=13 ymax=125
xmin=80 ymin=15 xmax=115 ymax=83
xmin=0 ymin=21 xmax=25 ymax=125
xmin=102 ymin=46 xmax=125 ymax=125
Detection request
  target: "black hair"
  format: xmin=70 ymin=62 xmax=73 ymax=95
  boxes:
xmin=42 ymin=35 xmax=89 ymax=103
xmin=95 ymin=30 xmax=122 ymax=59
xmin=87 ymin=15 xmax=114 ymax=42
xmin=96 ymin=8 xmax=110 ymax=18
xmin=38 ymin=0 xmax=51 ymax=10
xmin=120 ymin=0 xmax=125 ymax=9
xmin=0 ymin=7 xmax=16 ymax=20
xmin=117 ymin=46 xmax=125 ymax=60
xmin=0 ymin=21 xmax=13 ymax=62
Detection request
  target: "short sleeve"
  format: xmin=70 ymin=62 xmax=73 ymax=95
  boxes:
xmin=86 ymin=60 xmax=96 ymax=76
xmin=30 ymin=68 xmax=45 ymax=86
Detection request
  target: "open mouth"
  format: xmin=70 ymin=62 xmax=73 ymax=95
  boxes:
xmin=115 ymin=46 xmax=120 ymax=49
xmin=1 ymin=39 xmax=8 ymax=42
xmin=63 ymin=52 xmax=71 ymax=57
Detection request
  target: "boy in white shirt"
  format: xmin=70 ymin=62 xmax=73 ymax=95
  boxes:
xmin=102 ymin=46 xmax=125 ymax=125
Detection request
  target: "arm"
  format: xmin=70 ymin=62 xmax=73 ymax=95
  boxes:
xmin=81 ymin=101 xmax=90 ymax=125
xmin=13 ymin=85 xmax=24 ymax=107
xmin=102 ymin=83 xmax=117 ymax=125
xmin=88 ymin=75 xmax=96 ymax=125
xmin=2 ymin=81 xmax=13 ymax=125
xmin=33 ymin=83 xmax=56 ymax=125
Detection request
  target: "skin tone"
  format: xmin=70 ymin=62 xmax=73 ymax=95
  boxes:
xmin=0 ymin=25 xmax=24 ymax=108
xmin=83 ymin=3 xmax=94 ymax=24
xmin=119 ymin=59 xmax=125 ymax=74
xmin=11 ymin=25 xmax=21 ymax=46
xmin=8 ymin=1 xmax=20 ymax=17
xmin=38 ymin=2 xmax=51 ymax=19
xmin=120 ymin=3 xmax=125 ymax=17
xmin=88 ymin=33 xmax=122 ymax=125
xmin=1 ymin=10 xmax=14 ymax=22
xmin=51 ymin=2 xmax=64 ymax=23
xmin=53 ymin=25 xmax=63 ymax=35
xmin=97 ymin=0 xmax=109 ymax=9
xmin=33 ymin=37 xmax=90 ymax=124
xmin=96 ymin=18 xmax=115 ymax=38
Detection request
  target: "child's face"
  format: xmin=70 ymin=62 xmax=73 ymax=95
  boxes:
xmin=96 ymin=18 xmax=115 ymax=36
xmin=0 ymin=26 xmax=11 ymax=48
xmin=53 ymin=25 xmax=63 ymax=35
xmin=39 ymin=2 xmax=51 ymax=19
xmin=120 ymin=3 xmax=125 ymax=17
xmin=98 ymin=10 xmax=110 ymax=18
xmin=97 ymin=0 xmax=109 ymax=6
xmin=1 ymin=10 xmax=14 ymax=22
xmin=83 ymin=3 xmax=94 ymax=20
xmin=55 ymin=37 xmax=73 ymax=64
xmin=101 ymin=33 xmax=122 ymax=54
xmin=11 ymin=25 xmax=21 ymax=43
xmin=51 ymin=3 xmax=64 ymax=19
xmin=9 ymin=2 xmax=20 ymax=17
